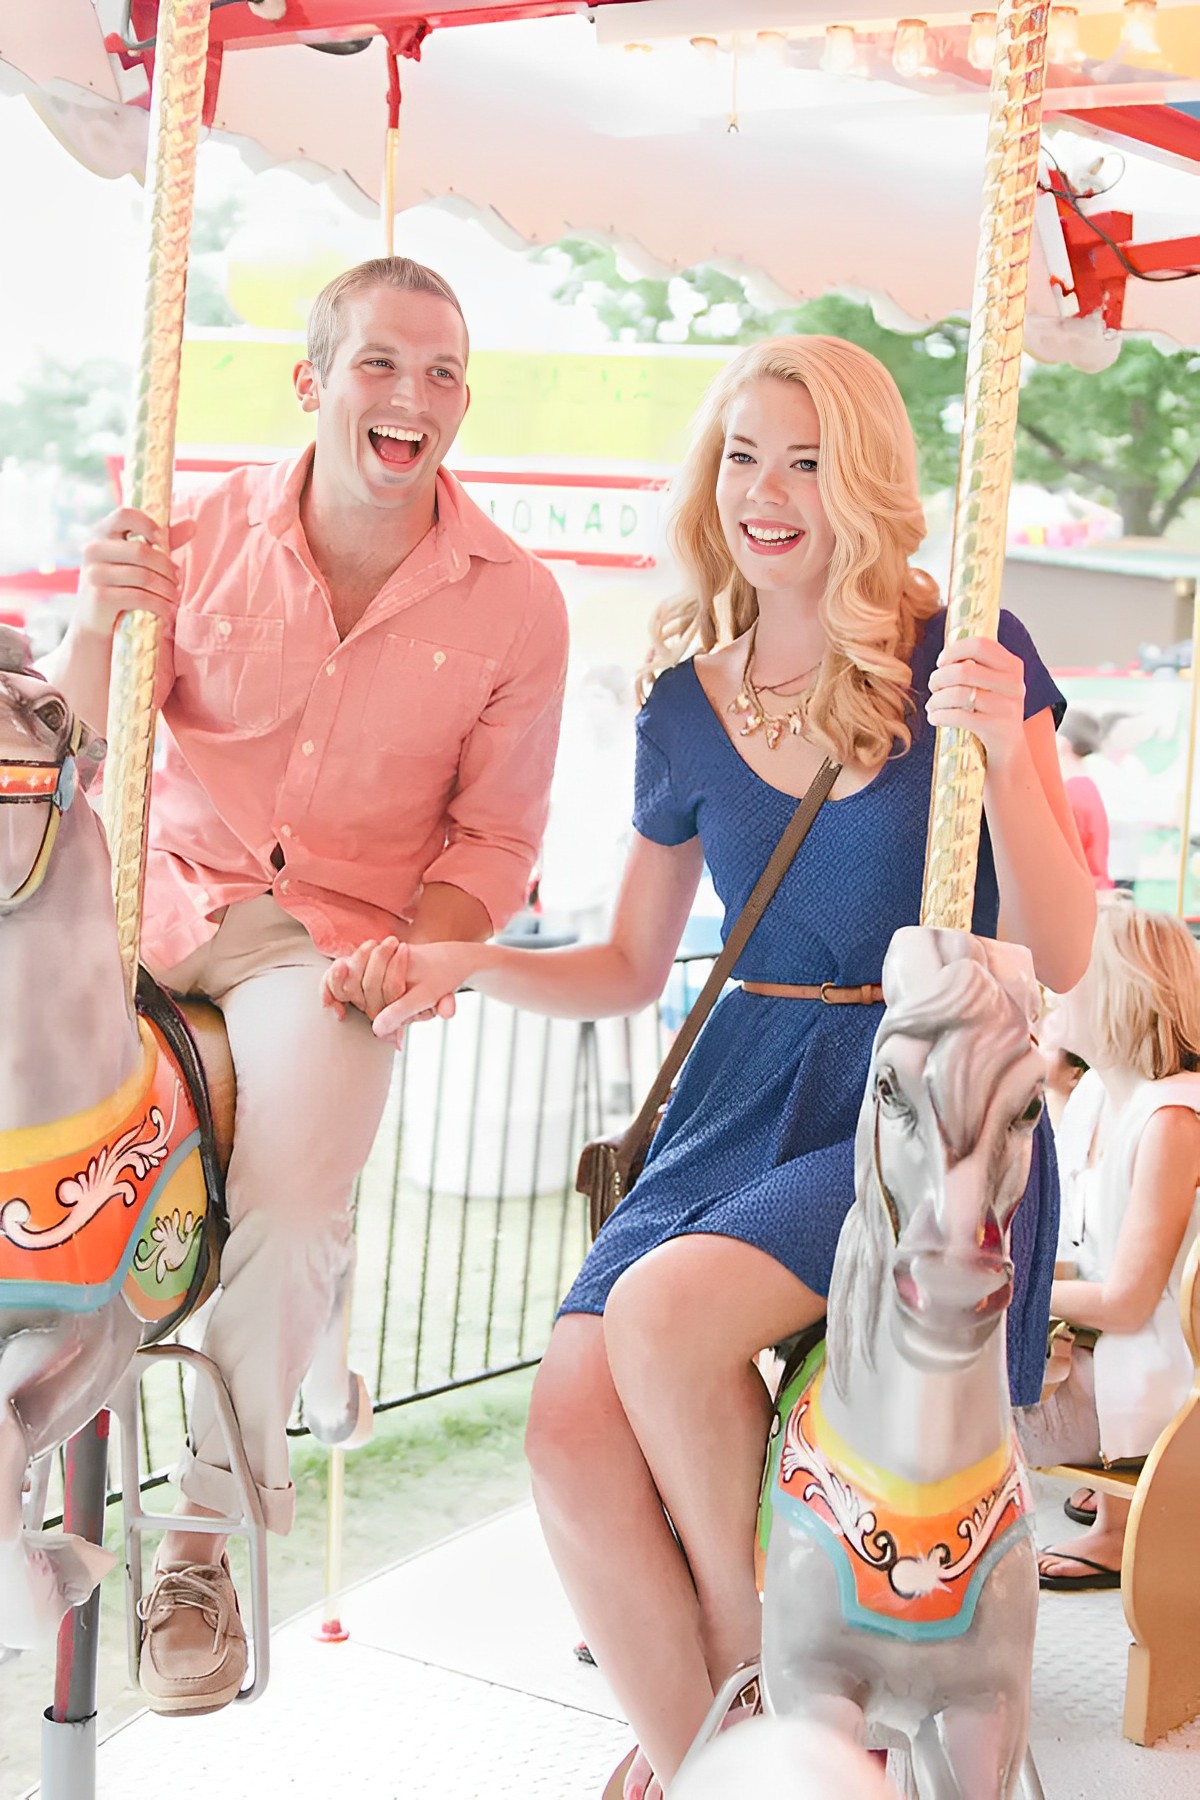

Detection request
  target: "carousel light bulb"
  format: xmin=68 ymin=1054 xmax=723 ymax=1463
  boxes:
xmin=688 ymin=35 xmax=719 ymax=63
xmin=822 ymin=24 xmax=858 ymax=75
xmin=1047 ymin=5 xmax=1082 ymax=63
xmin=756 ymin=30 xmax=790 ymax=64
xmin=892 ymin=19 xmax=930 ymax=77
xmin=967 ymin=11 xmax=998 ymax=71
xmin=1121 ymin=0 xmax=1160 ymax=54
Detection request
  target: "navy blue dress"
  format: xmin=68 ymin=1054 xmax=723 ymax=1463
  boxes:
xmin=561 ymin=608 xmax=1066 ymax=1408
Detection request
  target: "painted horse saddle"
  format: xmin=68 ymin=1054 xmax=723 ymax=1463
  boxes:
xmin=759 ymin=1339 xmax=1032 ymax=1643
xmin=0 ymin=971 xmax=226 ymax=1339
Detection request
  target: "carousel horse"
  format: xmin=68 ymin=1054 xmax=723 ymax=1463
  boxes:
xmin=0 ymin=627 xmax=367 ymax=1657
xmin=684 ymin=925 xmax=1045 ymax=1798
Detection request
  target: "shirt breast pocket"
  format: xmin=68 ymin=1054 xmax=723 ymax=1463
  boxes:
xmin=173 ymin=612 xmax=285 ymax=735
xmin=365 ymin=635 xmax=496 ymax=759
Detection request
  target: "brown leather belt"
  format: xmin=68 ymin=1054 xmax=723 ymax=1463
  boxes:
xmin=741 ymin=980 xmax=884 ymax=1004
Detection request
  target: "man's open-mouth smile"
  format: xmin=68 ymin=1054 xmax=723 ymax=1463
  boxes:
xmin=367 ymin=424 xmax=427 ymax=467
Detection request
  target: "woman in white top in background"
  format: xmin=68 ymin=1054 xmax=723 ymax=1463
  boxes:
xmin=1016 ymin=898 xmax=1200 ymax=1589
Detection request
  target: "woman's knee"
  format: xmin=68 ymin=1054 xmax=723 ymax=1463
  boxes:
xmin=525 ymin=1317 xmax=622 ymax=1488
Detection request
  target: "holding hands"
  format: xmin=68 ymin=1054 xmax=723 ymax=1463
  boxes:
xmin=322 ymin=937 xmax=478 ymax=1048
xmin=926 ymin=635 xmax=1027 ymax=772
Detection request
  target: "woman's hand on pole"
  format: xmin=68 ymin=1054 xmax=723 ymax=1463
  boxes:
xmin=926 ymin=635 xmax=1028 ymax=773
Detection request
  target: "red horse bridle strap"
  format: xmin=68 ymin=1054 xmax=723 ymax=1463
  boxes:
xmin=0 ymin=717 xmax=84 ymax=906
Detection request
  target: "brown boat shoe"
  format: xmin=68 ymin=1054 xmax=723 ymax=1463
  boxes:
xmin=137 ymin=1554 xmax=247 ymax=1715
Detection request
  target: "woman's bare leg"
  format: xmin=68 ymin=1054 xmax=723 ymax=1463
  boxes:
xmin=526 ymin=1315 xmax=715 ymax=1787
xmin=603 ymin=1235 xmax=825 ymax=1751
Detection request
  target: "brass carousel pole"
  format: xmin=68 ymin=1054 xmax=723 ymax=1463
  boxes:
xmin=921 ymin=0 xmax=1052 ymax=927
xmin=1175 ymin=580 xmax=1200 ymax=919
xmin=105 ymin=0 xmax=212 ymax=1000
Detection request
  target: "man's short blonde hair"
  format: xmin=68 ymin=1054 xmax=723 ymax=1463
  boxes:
xmin=306 ymin=258 xmax=468 ymax=382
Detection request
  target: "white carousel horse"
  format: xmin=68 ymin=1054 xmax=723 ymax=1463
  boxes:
xmin=681 ymin=925 xmax=1046 ymax=1799
xmin=0 ymin=627 xmax=367 ymax=1659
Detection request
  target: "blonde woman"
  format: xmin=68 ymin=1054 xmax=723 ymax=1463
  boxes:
xmin=325 ymin=338 xmax=1095 ymax=1797
xmin=1018 ymin=901 xmax=1200 ymax=1589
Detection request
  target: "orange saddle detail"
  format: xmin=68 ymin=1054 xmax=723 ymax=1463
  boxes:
xmin=0 ymin=1018 xmax=207 ymax=1318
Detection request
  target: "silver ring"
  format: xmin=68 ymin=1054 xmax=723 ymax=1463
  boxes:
xmin=964 ymin=687 xmax=977 ymax=713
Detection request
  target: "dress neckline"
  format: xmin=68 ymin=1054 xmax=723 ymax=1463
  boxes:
xmin=681 ymin=659 xmax=902 ymax=809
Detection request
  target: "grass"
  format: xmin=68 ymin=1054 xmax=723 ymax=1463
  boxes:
xmin=0 ymin=1370 xmax=535 ymax=1800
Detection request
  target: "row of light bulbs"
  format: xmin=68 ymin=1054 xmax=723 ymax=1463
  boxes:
xmin=627 ymin=1 xmax=1162 ymax=76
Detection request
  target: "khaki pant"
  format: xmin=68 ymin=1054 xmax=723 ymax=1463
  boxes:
xmin=149 ymin=896 xmax=395 ymax=1533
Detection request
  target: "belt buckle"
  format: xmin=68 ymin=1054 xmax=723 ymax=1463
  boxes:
xmin=819 ymin=981 xmax=836 ymax=1004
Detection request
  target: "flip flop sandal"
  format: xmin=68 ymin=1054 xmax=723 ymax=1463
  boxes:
xmin=1038 ymin=1551 xmax=1121 ymax=1591
xmin=574 ymin=1640 xmax=597 ymax=1666
xmin=1063 ymin=1487 xmax=1097 ymax=1526
xmin=603 ymin=1748 xmax=637 ymax=1800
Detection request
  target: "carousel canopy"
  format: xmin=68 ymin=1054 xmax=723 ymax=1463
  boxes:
xmin=2 ymin=1 xmax=1199 ymax=363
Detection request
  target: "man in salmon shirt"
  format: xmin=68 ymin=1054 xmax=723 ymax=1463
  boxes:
xmin=41 ymin=258 xmax=568 ymax=1714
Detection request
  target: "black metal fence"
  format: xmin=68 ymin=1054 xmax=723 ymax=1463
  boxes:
xmin=44 ymin=951 xmax=717 ymax=1518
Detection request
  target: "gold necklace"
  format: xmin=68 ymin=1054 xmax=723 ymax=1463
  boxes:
xmin=728 ymin=622 xmax=822 ymax=751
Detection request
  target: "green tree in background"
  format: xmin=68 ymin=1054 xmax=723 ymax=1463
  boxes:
xmin=539 ymin=240 xmax=1200 ymax=536
xmin=0 ymin=196 xmax=247 ymax=565
xmin=0 ymin=356 xmax=128 ymax=493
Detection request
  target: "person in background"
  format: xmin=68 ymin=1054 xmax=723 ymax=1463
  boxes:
xmin=1058 ymin=709 xmax=1114 ymax=890
xmin=1016 ymin=899 xmax=1200 ymax=1588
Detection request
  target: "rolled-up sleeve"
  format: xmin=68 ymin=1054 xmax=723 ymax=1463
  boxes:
xmin=423 ymin=563 xmax=569 ymax=930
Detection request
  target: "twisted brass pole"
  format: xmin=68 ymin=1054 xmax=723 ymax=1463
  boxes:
xmin=105 ymin=0 xmax=212 ymax=1000
xmin=920 ymin=0 xmax=1051 ymax=930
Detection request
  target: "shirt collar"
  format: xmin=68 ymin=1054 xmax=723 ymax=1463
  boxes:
xmin=245 ymin=449 xmax=515 ymax=572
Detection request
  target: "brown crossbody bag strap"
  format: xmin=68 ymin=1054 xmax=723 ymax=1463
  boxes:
xmin=610 ymin=755 xmax=841 ymax=1191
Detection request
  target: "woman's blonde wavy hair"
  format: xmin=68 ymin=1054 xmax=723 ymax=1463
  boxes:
xmin=1085 ymin=897 xmax=1200 ymax=1080
xmin=640 ymin=336 xmax=941 ymax=766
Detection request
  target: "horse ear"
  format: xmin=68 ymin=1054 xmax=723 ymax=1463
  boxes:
xmin=980 ymin=940 xmax=1040 ymax=1026
xmin=74 ymin=721 xmax=107 ymax=792
xmin=882 ymin=925 xmax=944 ymax=1002
xmin=0 ymin=625 xmax=34 ymax=673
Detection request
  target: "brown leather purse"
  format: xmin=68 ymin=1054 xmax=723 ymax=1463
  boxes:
xmin=576 ymin=757 xmax=841 ymax=1239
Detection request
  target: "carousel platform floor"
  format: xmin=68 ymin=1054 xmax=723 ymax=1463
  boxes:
xmin=28 ymin=1483 xmax=1200 ymax=1800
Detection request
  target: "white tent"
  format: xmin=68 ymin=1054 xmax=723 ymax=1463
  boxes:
xmin=2 ymin=1 xmax=1199 ymax=363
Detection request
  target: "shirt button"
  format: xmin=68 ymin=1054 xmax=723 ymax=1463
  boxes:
xmin=217 ymin=619 xmax=232 ymax=637
xmin=302 ymin=740 xmax=315 ymax=757
xmin=326 ymin=663 xmax=336 ymax=677
xmin=279 ymin=878 xmax=291 ymax=893
xmin=280 ymin=824 xmax=293 ymax=838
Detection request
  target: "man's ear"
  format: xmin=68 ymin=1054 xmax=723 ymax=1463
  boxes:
xmin=294 ymin=359 xmax=320 ymax=414
xmin=461 ymin=382 xmax=471 ymax=421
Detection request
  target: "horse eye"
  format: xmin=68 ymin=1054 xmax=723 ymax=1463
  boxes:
xmin=875 ymin=1069 xmax=912 ymax=1118
xmin=1013 ymin=1093 xmax=1044 ymax=1130
xmin=34 ymin=698 xmax=68 ymax=735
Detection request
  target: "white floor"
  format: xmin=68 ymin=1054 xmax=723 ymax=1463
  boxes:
xmin=31 ymin=1488 xmax=1200 ymax=1800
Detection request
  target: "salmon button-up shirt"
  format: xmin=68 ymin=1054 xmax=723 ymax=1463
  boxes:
xmin=142 ymin=450 xmax=568 ymax=972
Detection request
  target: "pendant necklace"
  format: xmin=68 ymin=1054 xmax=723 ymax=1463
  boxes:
xmin=728 ymin=621 xmax=823 ymax=751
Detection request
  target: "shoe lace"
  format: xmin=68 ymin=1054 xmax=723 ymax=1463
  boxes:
xmin=137 ymin=1565 xmax=231 ymax=1654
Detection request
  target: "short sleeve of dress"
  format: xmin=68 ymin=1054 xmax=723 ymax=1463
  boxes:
xmin=998 ymin=609 xmax=1067 ymax=727
xmin=632 ymin=679 xmax=699 ymax=846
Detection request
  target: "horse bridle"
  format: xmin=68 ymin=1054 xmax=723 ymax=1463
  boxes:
xmin=0 ymin=714 xmax=84 ymax=907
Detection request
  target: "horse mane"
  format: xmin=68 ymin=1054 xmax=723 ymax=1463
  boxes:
xmin=825 ymin=948 xmax=1035 ymax=1401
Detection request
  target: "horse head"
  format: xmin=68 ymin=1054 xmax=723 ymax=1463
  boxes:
xmin=0 ymin=627 xmax=98 ymax=912
xmin=830 ymin=926 xmax=1045 ymax=1386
